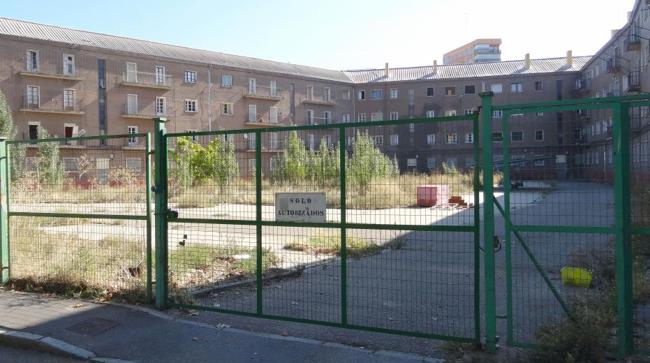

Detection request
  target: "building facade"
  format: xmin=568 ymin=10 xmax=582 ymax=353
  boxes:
xmin=0 ymin=1 xmax=647 ymax=180
xmin=443 ymin=39 xmax=502 ymax=65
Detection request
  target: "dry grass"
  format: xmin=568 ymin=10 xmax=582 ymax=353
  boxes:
xmin=284 ymin=233 xmax=405 ymax=259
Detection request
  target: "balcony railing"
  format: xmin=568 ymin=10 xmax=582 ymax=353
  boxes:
xmin=122 ymin=103 xmax=158 ymax=119
xmin=244 ymin=85 xmax=282 ymax=101
xmin=627 ymin=71 xmax=641 ymax=92
xmin=20 ymin=95 xmax=84 ymax=115
xmin=19 ymin=70 xmax=84 ymax=81
xmin=246 ymin=113 xmax=282 ymax=126
xmin=474 ymin=48 xmax=501 ymax=55
xmin=303 ymin=95 xmax=335 ymax=106
xmin=121 ymin=71 xmax=172 ymax=89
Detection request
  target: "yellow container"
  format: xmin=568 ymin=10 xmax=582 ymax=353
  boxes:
xmin=561 ymin=267 xmax=593 ymax=288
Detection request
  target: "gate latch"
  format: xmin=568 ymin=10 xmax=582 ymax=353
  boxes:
xmin=166 ymin=209 xmax=179 ymax=220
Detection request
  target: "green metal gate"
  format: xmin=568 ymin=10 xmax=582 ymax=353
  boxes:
xmin=480 ymin=93 xmax=650 ymax=357
xmin=153 ymin=114 xmax=483 ymax=343
xmin=0 ymin=133 xmax=153 ymax=302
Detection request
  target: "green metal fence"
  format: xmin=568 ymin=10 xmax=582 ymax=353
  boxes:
xmin=154 ymin=115 xmax=483 ymax=343
xmin=481 ymin=93 xmax=650 ymax=357
xmin=1 ymin=133 xmax=153 ymax=302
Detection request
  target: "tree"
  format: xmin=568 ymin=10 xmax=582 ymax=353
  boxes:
xmin=36 ymin=127 xmax=64 ymax=185
xmin=347 ymin=131 xmax=398 ymax=191
xmin=0 ymin=90 xmax=14 ymax=138
xmin=171 ymin=136 xmax=239 ymax=191
xmin=273 ymin=131 xmax=307 ymax=184
xmin=0 ymin=89 xmax=25 ymax=182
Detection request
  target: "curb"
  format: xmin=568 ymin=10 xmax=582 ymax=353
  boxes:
xmin=0 ymin=328 xmax=134 ymax=363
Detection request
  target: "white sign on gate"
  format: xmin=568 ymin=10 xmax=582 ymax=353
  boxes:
xmin=275 ymin=192 xmax=326 ymax=222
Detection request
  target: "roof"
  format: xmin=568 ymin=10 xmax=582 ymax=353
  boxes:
xmin=344 ymin=56 xmax=592 ymax=84
xmin=0 ymin=17 xmax=592 ymax=85
xmin=0 ymin=17 xmax=352 ymax=83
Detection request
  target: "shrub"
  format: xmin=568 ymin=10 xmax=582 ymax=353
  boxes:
xmin=36 ymin=127 xmax=64 ymax=185
xmin=272 ymin=130 xmax=308 ymax=184
xmin=347 ymin=131 xmax=398 ymax=191
xmin=171 ymin=136 xmax=239 ymax=191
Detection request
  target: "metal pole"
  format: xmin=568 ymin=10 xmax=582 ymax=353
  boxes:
xmin=480 ymin=92 xmax=497 ymax=352
xmin=613 ymin=102 xmax=633 ymax=357
xmin=502 ymin=112 xmax=513 ymax=346
xmin=472 ymin=113 xmax=481 ymax=346
xmin=145 ymin=133 xmax=153 ymax=304
xmin=153 ymin=117 xmax=169 ymax=309
xmin=339 ymin=126 xmax=348 ymax=325
xmin=255 ymin=131 xmax=263 ymax=315
xmin=0 ymin=138 xmax=8 ymax=284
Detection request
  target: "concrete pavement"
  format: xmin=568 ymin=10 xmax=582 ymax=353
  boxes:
xmin=0 ymin=290 xmax=440 ymax=363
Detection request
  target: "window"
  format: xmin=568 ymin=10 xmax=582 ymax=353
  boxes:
xmin=511 ymin=131 xmax=524 ymax=142
xmin=465 ymin=109 xmax=475 ymax=115
xmin=535 ymin=130 xmax=544 ymax=141
xmin=371 ymin=89 xmax=383 ymax=100
xmin=446 ymin=133 xmax=458 ymax=144
xmin=26 ymin=50 xmax=39 ymax=72
xmin=125 ymin=62 xmax=137 ymax=82
xmin=427 ymin=157 xmax=436 ymax=170
xmin=426 ymin=87 xmax=434 ymax=97
xmin=323 ymin=111 xmax=331 ymax=124
xmin=390 ymin=134 xmax=399 ymax=146
xmin=371 ymin=135 xmax=384 ymax=146
xmin=221 ymin=102 xmax=233 ymax=115
xmin=426 ymin=110 xmax=435 ymax=118
xmin=63 ymin=157 xmax=79 ymax=172
xmin=370 ymin=112 xmax=383 ymax=121
xmin=493 ymin=110 xmax=503 ymax=118
xmin=96 ymin=158 xmax=110 ymax=184
xmin=248 ymin=133 xmax=256 ymax=150
xmin=445 ymin=87 xmax=456 ymax=96
xmin=308 ymin=134 xmax=315 ymax=150
xmin=342 ymin=90 xmax=351 ymax=100
xmin=534 ymin=160 xmax=546 ymax=167
xmin=324 ymin=87 xmax=331 ymax=101
xmin=270 ymin=81 xmax=278 ymax=97
xmin=154 ymin=66 xmax=166 ymax=85
xmin=63 ymin=54 xmax=75 ymax=75
xmin=357 ymin=113 xmax=366 ymax=122
xmin=28 ymin=122 xmax=40 ymax=140
xmin=537 ymin=112 xmax=544 ymax=117
xmin=390 ymin=88 xmax=399 ymax=99
xmin=248 ymin=78 xmax=257 ymax=95
xmin=534 ymin=81 xmax=543 ymax=91
xmin=184 ymin=71 xmax=197 ymax=84
xmin=445 ymin=110 xmax=457 ymax=116
xmin=426 ymin=134 xmax=435 ymax=145
xmin=510 ymin=83 xmax=523 ymax=93
xmin=492 ymin=132 xmax=503 ymax=142
xmin=490 ymin=84 xmax=503 ymax=93
xmin=465 ymin=133 xmax=474 ymax=144
xmin=61 ymin=88 xmax=75 ymax=111
xmin=407 ymin=158 xmax=417 ymax=167
xmin=126 ymin=94 xmax=138 ymax=115
xmin=127 ymin=126 xmax=138 ymax=146
xmin=409 ymin=123 xmax=415 ymax=133
xmin=389 ymin=111 xmax=399 ymax=120
xmin=221 ymin=74 xmax=233 ymax=88
xmin=307 ymin=109 xmax=315 ymax=125
xmin=270 ymin=107 xmax=279 ymax=124
xmin=126 ymin=158 xmax=142 ymax=173
xmin=155 ymin=97 xmax=166 ymax=115
xmin=307 ymin=86 xmax=314 ymax=100
xmin=26 ymin=85 xmax=40 ymax=107
xmin=184 ymin=99 xmax=197 ymax=113
xmin=464 ymin=85 xmax=476 ymax=94
xmin=269 ymin=133 xmax=279 ymax=149
xmin=358 ymin=90 xmax=366 ymax=100
xmin=248 ymin=159 xmax=256 ymax=173
xmin=341 ymin=113 xmax=351 ymax=123
xmin=249 ymin=104 xmax=258 ymax=123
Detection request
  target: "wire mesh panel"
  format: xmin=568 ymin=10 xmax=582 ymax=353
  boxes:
xmin=163 ymin=115 xmax=480 ymax=342
xmin=6 ymin=134 xmax=151 ymax=301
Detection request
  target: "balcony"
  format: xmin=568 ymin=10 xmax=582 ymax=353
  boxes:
xmin=243 ymin=85 xmax=282 ymax=101
xmin=627 ymin=71 xmax=641 ymax=92
xmin=245 ymin=113 xmax=283 ymax=127
xmin=606 ymin=57 xmax=622 ymax=73
xmin=302 ymin=95 xmax=335 ymax=106
xmin=120 ymin=71 xmax=172 ymax=90
xmin=19 ymin=70 xmax=84 ymax=81
xmin=625 ymin=32 xmax=641 ymax=51
xmin=121 ymin=104 xmax=158 ymax=119
xmin=20 ymin=96 xmax=84 ymax=115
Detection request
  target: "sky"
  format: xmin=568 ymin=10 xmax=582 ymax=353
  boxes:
xmin=0 ymin=0 xmax=637 ymax=70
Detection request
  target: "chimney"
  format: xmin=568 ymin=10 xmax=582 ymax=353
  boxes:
xmin=433 ymin=60 xmax=438 ymax=75
xmin=611 ymin=29 xmax=619 ymax=38
xmin=566 ymin=50 xmax=573 ymax=67
xmin=385 ymin=62 xmax=389 ymax=78
xmin=523 ymin=53 xmax=531 ymax=69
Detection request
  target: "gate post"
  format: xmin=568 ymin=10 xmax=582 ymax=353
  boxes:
xmin=479 ymin=92 xmax=497 ymax=353
xmin=0 ymin=138 xmax=8 ymax=284
xmin=153 ymin=118 xmax=169 ymax=309
xmin=612 ymin=102 xmax=633 ymax=357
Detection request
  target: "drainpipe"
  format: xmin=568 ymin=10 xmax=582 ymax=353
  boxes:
xmin=207 ymin=66 xmax=213 ymax=131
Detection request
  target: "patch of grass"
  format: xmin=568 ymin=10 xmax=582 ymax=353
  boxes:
xmin=284 ymin=234 xmax=404 ymax=259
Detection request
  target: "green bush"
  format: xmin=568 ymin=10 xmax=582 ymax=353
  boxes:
xmin=347 ymin=131 xmax=398 ymax=190
xmin=172 ymin=136 xmax=239 ymax=191
xmin=36 ymin=127 xmax=64 ymax=185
